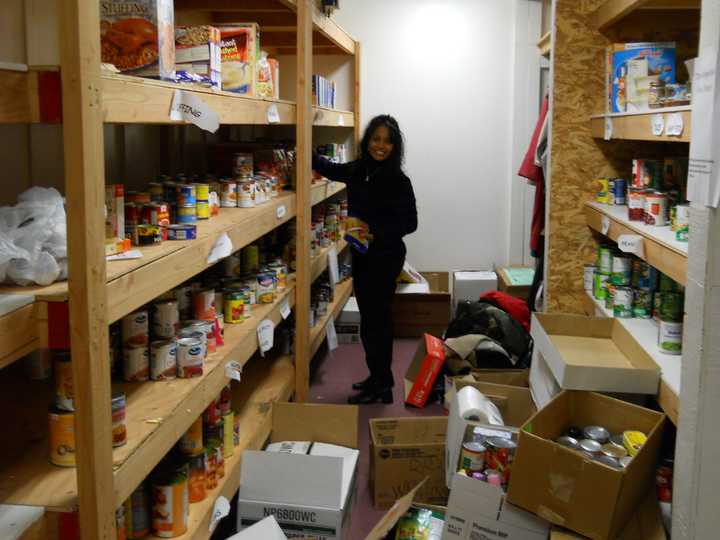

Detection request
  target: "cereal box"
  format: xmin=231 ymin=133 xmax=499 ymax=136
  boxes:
xmin=100 ymin=0 xmax=176 ymax=81
xmin=175 ymin=25 xmax=221 ymax=88
xmin=217 ymin=24 xmax=260 ymax=96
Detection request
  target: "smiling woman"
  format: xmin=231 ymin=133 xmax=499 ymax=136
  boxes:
xmin=312 ymin=115 xmax=418 ymax=404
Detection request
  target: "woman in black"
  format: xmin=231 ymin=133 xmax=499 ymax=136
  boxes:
xmin=312 ymin=115 xmax=418 ymax=404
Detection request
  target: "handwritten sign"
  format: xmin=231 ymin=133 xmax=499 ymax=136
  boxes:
xmin=601 ymin=216 xmax=610 ymax=235
xmin=169 ymin=90 xmax=219 ymax=133
xmin=328 ymin=246 xmax=339 ymax=287
xmin=618 ymin=234 xmax=644 ymax=257
xmin=665 ymin=112 xmax=684 ymax=137
xmin=276 ymin=204 xmax=287 ymax=219
xmin=604 ymin=117 xmax=613 ymax=141
xmin=257 ymin=319 xmax=275 ymax=356
xmin=267 ymin=104 xmax=281 ymax=124
xmin=338 ymin=114 xmax=345 ymax=127
xmin=209 ymin=496 xmax=230 ymax=532
xmin=225 ymin=361 xmax=243 ymax=382
xmin=326 ymin=319 xmax=338 ymax=351
xmin=280 ymin=297 xmax=291 ymax=319
xmin=651 ymin=114 xmax=664 ymax=136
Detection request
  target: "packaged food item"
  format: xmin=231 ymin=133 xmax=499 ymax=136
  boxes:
xmin=112 ymin=392 xmax=127 ymax=448
xmin=125 ymin=483 xmax=151 ymax=539
xmin=175 ymin=25 xmax=221 ymax=89
xmin=256 ymin=51 xmax=275 ymax=98
xmin=100 ymin=0 xmax=176 ymax=80
xmin=218 ymin=24 xmax=260 ymax=96
xmin=151 ymin=466 xmax=189 ymax=538
xmin=394 ymin=506 xmax=445 ymax=540
xmin=596 ymin=178 xmax=610 ymax=203
xmin=124 ymin=344 xmax=150 ymax=382
xmin=180 ymin=417 xmax=204 ymax=456
xmin=49 ymin=406 xmax=76 ymax=467
xmin=54 ymin=351 xmax=74 ymax=411
xmin=659 ymin=319 xmax=683 ymax=354
xmin=345 ymin=216 xmax=371 ymax=253
xmin=632 ymin=159 xmax=664 ymax=190
xmin=150 ymin=339 xmax=178 ymax=380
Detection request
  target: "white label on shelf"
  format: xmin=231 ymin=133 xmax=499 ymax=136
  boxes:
xmin=601 ymin=216 xmax=611 ymax=235
xmin=267 ymin=104 xmax=281 ymax=124
xmin=257 ymin=319 xmax=275 ymax=356
xmin=209 ymin=496 xmax=231 ymax=532
xmin=280 ymin=297 xmax=291 ymax=319
xmin=107 ymin=249 xmax=142 ymax=261
xmin=618 ymin=234 xmax=644 ymax=257
xmin=314 ymin=109 xmax=324 ymax=123
xmin=338 ymin=114 xmax=345 ymax=126
xmin=687 ymin=49 xmax=720 ymax=207
xmin=665 ymin=112 xmax=684 ymax=136
xmin=328 ymin=246 xmax=340 ymax=287
xmin=169 ymin=89 xmax=220 ymax=133
xmin=207 ymin=232 xmax=233 ymax=264
xmin=651 ymin=114 xmax=665 ymax=136
xmin=225 ymin=361 xmax=243 ymax=381
xmin=604 ymin=117 xmax=613 ymax=141
xmin=326 ymin=319 xmax=338 ymax=351
xmin=276 ymin=204 xmax=287 ymax=219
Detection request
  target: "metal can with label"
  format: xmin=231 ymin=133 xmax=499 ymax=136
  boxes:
xmin=659 ymin=319 xmax=683 ymax=355
xmin=177 ymin=338 xmax=204 ymax=378
xmin=224 ymin=255 xmax=242 ymax=278
xmin=125 ymin=483 xmax=151 ymax=539
xmin=583 ymin=265 xmax=595 ymax=292
xmin=123 ymin=344 xmax=150 ymax=382
xmin=257 ymin=272 xmax=276 ymax=304
xmin=633 ymin=288 xmax=654 ymax=319
xmin=223 ymin=411 xmax=235 ymax=459
xmin=460 ymin=441 xmax=486 ymax=473
xmin=204 ymin=398 xmax=221 ymax=427
xmin=180 ymin=416 xmax=204 ymax=456
xmin=204 ymin=444 xmax=218 ymax=490
xmin=177 ymin=184 xmax=197 ymax=207
xmin=631 ymin=259 xmax=658 ymax=290
xmin=112 ymin=392 xmax=127 ymax=448
xmin=188 ymin=453 xmax=207 ymax=503
xmin=597 ymin=246 xmax=613 ymax=275
xmin=49 ymin=406 xmax=76 ymax=467
xmin=196 ymin=201 xmax=209 ymax=220
xmin=193 ymin=288 xmax=216 ymax=322
xmin=166 ymin=224 xmax=197 ymax=241
xmin=182 ymin=320 xmax=215 ymax=355
xmin=224 ymin=292 xmax=245 ymax=324
xmin=627 ymin=188 xmax=646 ymax=221
xmin=611 ymin=255 xmax=632 ymax=286
xmin=151 ymin=468 xmax=189 ymax=538
xmin=612 ymin=178 xmax=627 ymax=205
xmin=174 ymin=286 xmax=193 ymax=319
xmin=209 ymin=439 xmax=225 ymax=479
xmin=605 ymin=283 xmax=616 ymax=310
xmin=122 ymin=309 xmax=149 ymax=346
xmin=237 ymin=180 xmax=255 ymax=208
xmin=194 ymin=183 xmax=210 ymax=202
xmin=136 ymin=224 xmax=162 ymax=246
xmin=176 ymin=205 xmax=197 ymax=225
xmin=645 ymin=191 xmax=669 ymax=226
xmin=613 ymin=287 xmax=634 ymax=318
xmin=676 ymin=203 xmax=690 ymax=242
xmin=596 ymin=178 xmax=610 ymax=203
xmin=583 ymin=425 xmax=610 ymax=443
xmin=593 ymin=272 xmax=610 ymax=300
xmin=268 ymin=262 xmax=288 ymax=291
xmin=221 ymin=180 xmax=238 ymax=208
xmin=153 ymin=300 xmax=179 ymax=339
xmin=54 ymin=350 xmax=74 ymax=411
xmin=150 ymin=339 xmax=178 ymax=380
xmin=660 ymin=292 xmax=684 ymax=322
xmin=484 ymin=437 xmax=516 ymax=486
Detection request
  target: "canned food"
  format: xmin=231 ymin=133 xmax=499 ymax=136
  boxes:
xmin=213 ymin=440 xmax=225 ymax=479
xmin=593 ymin=273 xmax=610 ymax=301
xmin=49 ymin=406 xmax=75 ymax=467
xmin=612 ymin=178 xmax=627 ymax=205
xmin=149 ymin=182 xmax=164 ymax=201
xmin=180 ymin=417 xmax=204 ymax=456
xmin=177 ymin=184 xmax=197 ymax=207
xmin=659 ymin=319 xmax=683 ymax=355
xmin=601 ymin=442 xmax=628 ymax=459
xmin=596 ymin=178 xmax=610 ymax=203
xmin=123 ymin=344 xmax=150 ymax=382
xmin=188 ymin=453 xmax=207 ymax=503
xmin=125 ymin=483 xmax=151 ymax=539
xmin=579 ymin=439 xmax=602 ymax=454
xmin=257 ymin=272 xmax=276 ymax=304
xmin=233 ymin=153 xmax=254 ymax=177
xmin=224 ymin=255 xmax=242 ymax=278
xmin=241 ymin=245 xmax=260 ymax=274
xmin=613 ymin=286 xmax=633 ymax=318
xmin=193 ymin=288 xmax=216 ymax=321
xmin=196 ymin=201 xmax=209 ymax=220
xmin=583 ymin=265 xmax=595 ymax=292
xmin=112 ymin=392 xmax=127 ymax=448
xmin=176 ymin=205 xmax=197 ymax=224
xmin=268 ymin=262 xmax=288 ymax=291
xmin=223 ymin=411 xmax=235 ymax=459
xmin=555 ymin=436 xmax=579 ymax=450
xmin=623 ymin=431 xmax=647 ymax=457
xmin=605 ymin=283 xmax=616 ymax=310
xmin=166 ymin=224 xmax=197 ymax=241
xmin=611 ymin=255 xmax=632 ymax=286
xmin=619 ymin=456 xmax=633 ymax=469
xmin=594 ymin=454 xmax=621 ymax=468
xmin=645 ymin=191 xmax=668 ymax=226
xmin=660 ymin=292 xmax=683 ymax=322
xmin=460 ymin=441 xmax=486 ymax=473
xmin=194 ymin=183 xmax=210 ymax=202
xmin=627 ymin=188 xmax=646 ymax=221
xmin=150 ymin=340 xmax=178 ymax=380
xmin=631 ymin=259 xmax=657 ymax=290
xmin=632 ymin=288 xmax=653 ymax=319
xmin=676 ymin=204 xmax=690 ymax=242
xmin=237 ymin=180 xmax=255 ymax=208
xmin=116 ymin=504 xmax=126 ymax=540
xmin=177 ymin=338 xmax=204 ymax=378
xmin=224 ymin=292 xmax=245 ymax=324
xmin=54 ymin=351 xmax=74 ymax=411
xmin=597 ymin=247 xmax=613 ymax=275
xmin=583 ymin=426 xmax=610 ymax=443
xmin=24 ymin=349 xmax=52 ymax=380
xmin=183 ymin=319 xmax=215 ymax=355
xmin=122 ymin=310 xmax=149 ymax=346
xmin=221 ymin=181 xmax=238 ymax=208
xmin=204 ymin=398 xmax=222 ymax=427
xmin=175 ymin=286 xmax=193 ymax=319
xmin=151 ymin=469 xmax=189 ymax=538
xmin=484 ymin=437 xmax=516 ymax=486
xmin=137 ymin=224 xmax=162 ymax=246
xmin=153 ymin=300 xmax=179 ymax=339
xmin=659 ymin=273 xmax=680 ymax=292
xmin=204 ymin=444 xmax=218 ymax=490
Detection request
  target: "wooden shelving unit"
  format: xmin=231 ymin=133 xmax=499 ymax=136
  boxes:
xmin=590 ymin=107 xmax=692 ymax=143
xmin=583 ymin=292 xmax=680 ymax=425
xmin=585 ymin=202 xmax=688 ymax=285
xmin=311 ymin=239 xmax=349 ymax=282
xmin=594 ymin=0 xmax=701 ymax=31
xmin=0 ymin=0 xmax=359 ymax=538
xmin=309 ymin=278 xmax=353 ymax=359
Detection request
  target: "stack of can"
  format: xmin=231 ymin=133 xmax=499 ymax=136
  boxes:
xmin=554 ymin=424 xmax=646 ymax=469
xmin=596 ymin=177 xmax=626 ymax=206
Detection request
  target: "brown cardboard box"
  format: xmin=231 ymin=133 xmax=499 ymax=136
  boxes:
xmin=369 ymin=417 xmax=448 ymax=509
xmin=444 ymin=368 xmax=530 ymax=409
xmin=497 ymin=266 xmax=535 ymax=300
xmin=393 ymin=272 xmax=451 ymax=337
xmin=507 ymin=391 xmax=665 ymax=540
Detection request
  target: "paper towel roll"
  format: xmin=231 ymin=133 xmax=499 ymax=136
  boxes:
xmin=456 ymin=386 xmax=504 ymax=426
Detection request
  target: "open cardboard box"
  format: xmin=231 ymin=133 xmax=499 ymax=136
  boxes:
xmin=369 ymin=417 xmax=449 ymax=510
xmin=529 ymin=313 xmax=661 ymax=408
xmin=393 ymin=272 xmax=452 ymax=337
xmin=506 ymin=391 xmax=665 ymax=540
xmin=403 ymin=334 xmax=446 ymax=408
xmin=237 ymin=403 xmax=359 ymax=540
xmin=443 ymin=369 xmax=530 ymax=409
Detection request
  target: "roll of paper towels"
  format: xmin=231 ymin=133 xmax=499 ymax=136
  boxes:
xmin=457 ymin=386 xmax=504 ymax=425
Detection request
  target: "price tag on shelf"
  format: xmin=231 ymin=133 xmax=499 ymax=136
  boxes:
xmin=276 ymin=204 xmax=287 ymax=219
xmin=337 ymin=114 xmax=345 ymax=127
xmin=225 ymin=361 xmax=243 ymax=382
xmin=665 ymin=112 xmax=684 ymax=137
xmin=209 ymin=496 xmax=231 ymax=532
xmin=618 ymin=234 xmax=645 ymax=257
xmin=604 ymin=117 xmax=613 ymax=141
xmin=207 ymin=232 xmax=233 ymax=264
xmin=328 ymin=246 xmax=340 ymax=287
xmin=314 ymin=109 xmax=324 ymax=123
xmin=169 ymin=89 xmax=219 ymax=133
xmin=326 ymin=319 xmax=338 ymax=351
xmin=280 ymin=297 xmax=291 ymax=319
xmin=267 ymin=104 xmax=281 ymax=124
xmin=601 ymin=216 xmax=611 ymax=235
xmin=651 ymin=114 xmax=665 ymax=136
xmin=257 ymin=319 xmax=275 ymax=356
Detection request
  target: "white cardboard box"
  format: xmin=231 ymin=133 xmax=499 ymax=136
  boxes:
xmin=442 ymin=474 xmax=549 ymax=540
xmin=338 ymin=297 xmax=360 ymax=325
xmin=226 ymin=516 xmax=288 ymax=540
xmin=452 ymin=271 xmax=497 ymax=309
xmin=237 ymin=403 xmax=359 ymax=540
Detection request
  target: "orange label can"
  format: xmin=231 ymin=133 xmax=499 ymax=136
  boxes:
xmin=179 ymin=417 xmax=204 ymax=456
xmin=49 ymin=407 xmax=76 ymax=467
xmin=188 ymin=454 xmax=207 ymax=503
xmin=151 ymin=470 xmax=189 ymax=538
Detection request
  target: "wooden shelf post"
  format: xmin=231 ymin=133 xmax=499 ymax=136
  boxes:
xmin=294 ymin=0 xmax=313 ymax=402
xmin=60 ymin=0 xmax=115 ymax=538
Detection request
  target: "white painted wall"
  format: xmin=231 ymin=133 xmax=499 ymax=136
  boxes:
xmin=332 ymin=0 xmax=542 ymax=271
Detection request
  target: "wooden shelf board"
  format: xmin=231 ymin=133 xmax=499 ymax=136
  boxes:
xmin=585 ymin=202 xmax=688 ymax=285
xmin=309 ymin=278 xmax=353 ymax=358
xmin=310 ymin=180 xmax=346 ymax=206
xmin=312 ymin=107 xmax=355 ymax=127
xmin=311 ymin=239 xmax=349 ymax=283
xmin=594 ymin=0 xmax=700 ymax=31
xmin=591 ymin=108 xmax=691 ymax=142
xmin=537 ymin=32 xmax=551 ymax=57
xmin=175 ymin=354 xmax=295 ymax=540
xmin=0 ymin=303 xmax=42 ymax=371
xmin=585 ymin=291 xmax=680 ymax=425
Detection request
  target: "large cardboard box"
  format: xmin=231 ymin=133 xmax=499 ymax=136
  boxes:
xmin=507 ymin=391 xmax=665 ymax=540
xmin=452 ymin=271 xmax=497 ymax=309
xmin=393 ymin=272 xmax=451 ymax=337
xmin=496 ymin=266 xmax=535 ymax=301
xmin=443 ymin=368 xmax=529 ymax=409
xmin=403 ymin=334 xmax=446 ymax=408
xmin=530 ymin=313 xmax=661 ymax=408
xmin=369 ymin=417 xmax=449 ymax=510
xmin=442 ymin=474 xmax=549 ymax=540
xmin=237 ymin=403 xmax=359 ymax=540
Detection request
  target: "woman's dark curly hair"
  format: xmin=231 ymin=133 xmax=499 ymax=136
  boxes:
xmin=360 ymin=114 xmax=405 ymax=172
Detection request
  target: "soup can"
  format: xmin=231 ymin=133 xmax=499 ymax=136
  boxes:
xmin=593 ymin=273 xmax=610 ymax=301
xmin=460 ymin=441 xmax=486 ymax=473
xmin=180 ymin=416 xmax=204 ymax=456
xmin=660 ymin=292 xmax=684 ymax=322
xmin=177 ymin=184 xmax=196 ymax=207
xmin=612 ymin=178 xmax=627 ymax=205
xmin=233 ymin=153 xmax=254 ymax=177
xmin=151 ymin=468 xmax=189 ymax=538
xmin=268 ymin=262 xmax=288 ymax=291
xmin=194 ymin=183 xmax=210 ymax=202
xmin=122 ymin=309 xmax=149 ymax=346
xmin=196 ymin=201 xmax=209 ymax=220
xmin=633 ymin=288 xmax=653 ymax=319
xmin=123 ymin=344 xmax=150 ymax=382
xmin=224 ymin=292 xmax=245 ymax=324
xmin=613 ymin=287 xmax=633 ymax=318
xmin=182 ymin=320 xmax=214 ymax=355
xmin=596 ymin=178 xmax=610 ymax=203
xmin=177 ymin=338 xmax=204 ymax=378
xmin=153 ymin=300 xmax=179 ymax=339
xmin=484 ymin=437 xmax=516 ymax=486
xmin=611 ymin=255 xmax=631 ymax=286
xmin=237 ymin=180 xmax=255 ymax=208
xmin=645 ymin=191 xmax=668 ymax=226
xmin=221 ymin=180 xmax=238 ymax=208
xmin=627 ymin=188 xmax=646 ymax=221
xmin=631 ymin=259 xmax=658 ymax=290
xmin=193 ymin=288 xmax=216 ymax=321
xmin=176 ymin=205 xmax=197 ymax=224
xmin=150 ymin=339 xmax=178 ymax=381
xmin=257 ymin=272 xmax=276 ymax=304
xmin=223 ymin=411 xmax=235 ymax=458
xmin=54 ymin=350 xmax=75 ymax=411
xmin=188 ymin=453 xmax=207 ymax=503
xmin=583 ymin=265 xmax=595 ymax=292
xmin=597 ymin=246 xmax=613 ymax=275
xmin=204 ymin=443 xmax=218 ymax=490
xmin=49 ymin=406 xmax=76 ymax=467
xmin=111 ymin=392 xmax=127 ymax=448
xmin=125 ymin=483 xmax=151 ymax=539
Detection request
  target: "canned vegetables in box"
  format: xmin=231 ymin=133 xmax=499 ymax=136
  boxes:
xmin=100 ymin=0 xmax=176 ymax=80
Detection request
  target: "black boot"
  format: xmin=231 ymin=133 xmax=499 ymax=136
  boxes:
xmin=348 ymin=385 xmax=393 ymax=405
xmin=351 ymin=376 xmax=372 ymax=391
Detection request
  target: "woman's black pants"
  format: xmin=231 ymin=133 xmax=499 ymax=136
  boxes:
xmin=351 ymin=244 xmax=406 ymax=389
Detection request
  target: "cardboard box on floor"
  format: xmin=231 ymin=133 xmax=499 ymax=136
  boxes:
xmin=403 ymin=334 xmax=446 ymax=408
xmin=496 ymin=266 xmax=535 ymax=301
xmin=452 ymin=270 xmax=497 ymax=309
xmin=507 ymin=391 xmax=665 ymax=540
xmin=443 ymin=368 xmax=530 ymax=409
xmin=529 ymin=313 xmax=661 ymax=408
xmin=393 ymin=272 xmax=451 ymax=337
xmin=369 ymin=417 xmax=449 ymax=510
xmin=237 ymin=403 xmax=359 ymax=540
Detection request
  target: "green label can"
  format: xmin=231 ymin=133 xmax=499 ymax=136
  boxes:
xmin=597 ymin=247 xmax=613 ymax=275
xmin=605 ymin=283 xmax=616 ymax=310
xmin=611 ymin=255 xmax=632 ymax=286
xmin=660 ymin=292 xmax=684 ymax=322
xmin=659 ymin=273 xmax=679 ymax=293
xmin=632 ymin=288 xmax=653 ymax=319
xmin=594 ymin=273 xmax=610 ymax=300
xmin=659 ymin=319 xmax=683 ymax=355
xmin=613 ymin=287 xmax=633 ymax=318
